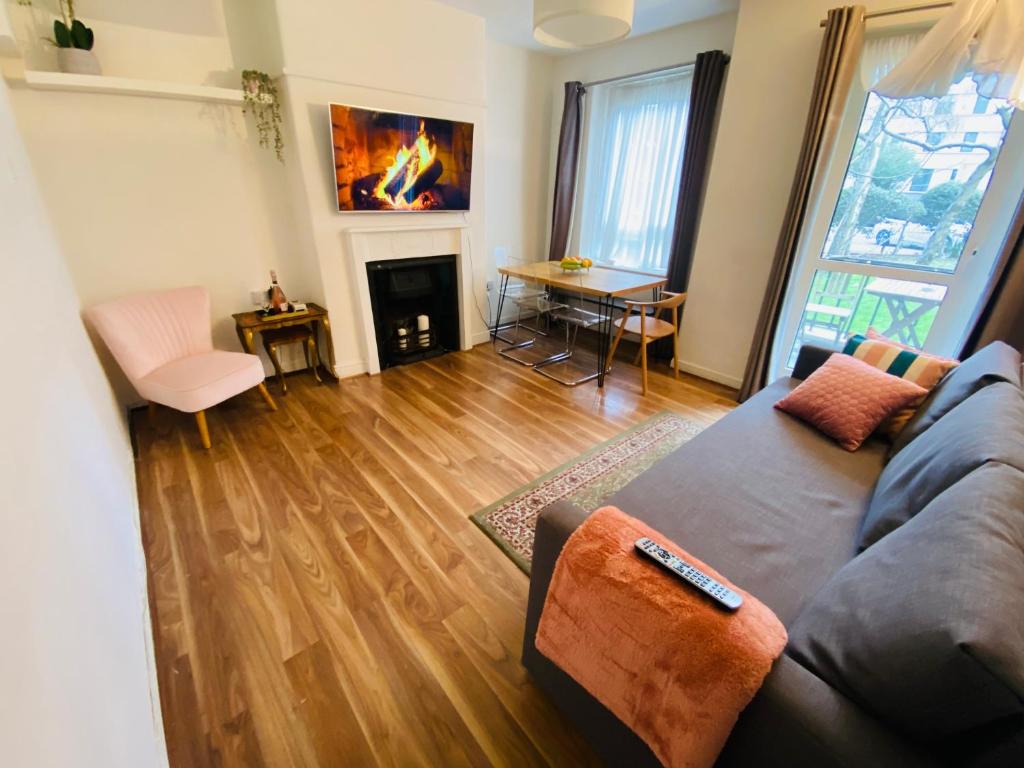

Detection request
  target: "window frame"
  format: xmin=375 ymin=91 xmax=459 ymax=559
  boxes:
xmin=769 ymin=58 xmax=1024 ymax=379
xmin=569 ymin=65 xmax=694 ymax=277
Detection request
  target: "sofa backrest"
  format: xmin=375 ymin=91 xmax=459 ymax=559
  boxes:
xmin=859 ymin=381 xmax=1024 ymax=550
xmin=788 ymin=350 xmax=1024 ymax=764
xmin=890 ymin=341 xmax=1021 ymax=456
xmin=788 ymin=462 xmax=1024 ymax=764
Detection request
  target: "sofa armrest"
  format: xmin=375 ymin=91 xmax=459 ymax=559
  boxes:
xmin=523 ymin=501 xmax=590 ymax=663
xmin=792 ymin=344 xmax=836 ymax=380
xmin=523 ymin=500 xmax=936 ymax=768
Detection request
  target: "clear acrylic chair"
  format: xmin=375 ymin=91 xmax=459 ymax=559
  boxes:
xmin=533 ymin=299 xmax=610 ymax=386
xmin=497 ymin=283 xmax=568 ymax=367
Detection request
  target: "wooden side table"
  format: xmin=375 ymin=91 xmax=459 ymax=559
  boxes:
xmin=232 ymin=303 xmax=339 ymax=382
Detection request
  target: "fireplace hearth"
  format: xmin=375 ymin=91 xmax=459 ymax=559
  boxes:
xmin=366 ymin=255 xmax=459 ymax=370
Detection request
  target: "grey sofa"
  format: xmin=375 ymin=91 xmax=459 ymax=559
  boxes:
xmin=523 ymin=342 xmax=1024 ymax=767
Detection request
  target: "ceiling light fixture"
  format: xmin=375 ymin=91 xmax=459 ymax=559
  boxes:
xmin=533 ymin=0 xmax=634 ymax=49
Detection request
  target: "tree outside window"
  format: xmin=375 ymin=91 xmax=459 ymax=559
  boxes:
xmin=822 ymin=75 xmax=1011 ymax=273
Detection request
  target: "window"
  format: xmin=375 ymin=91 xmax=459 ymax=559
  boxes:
xmin=909 ymin=168 xmax=934 ymax=192
xmin=961 ymin=130 xmax=978 ymax=150
xmin=819 ymin=76 xmax=1009 ymax=276
xmin=772 ymin=35 xmax=1019 ymax=376
xmin=573 ymin=68 xmax=693 ymax=274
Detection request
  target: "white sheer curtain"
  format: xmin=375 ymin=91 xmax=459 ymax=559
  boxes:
xmin=861 ymin=32 xmax=925 ymax=90
xmin=576 ymin=69 xmax=692 ymax=274
xmin=874 ymin=0 xmax=1023 ymax=108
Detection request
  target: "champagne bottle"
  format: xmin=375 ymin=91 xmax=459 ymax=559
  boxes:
xmin=268 ymin=270 xmax=287 ymax=312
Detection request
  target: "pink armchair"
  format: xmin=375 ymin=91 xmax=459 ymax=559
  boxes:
xmin=86 ymin=286 xmax=276 ymax=449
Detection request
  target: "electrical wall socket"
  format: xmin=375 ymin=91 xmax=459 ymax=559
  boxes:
xmin=249 ymin=289 xmax=265 ymax=306
xmin=485 ymin=280 xmax=494 ymax=292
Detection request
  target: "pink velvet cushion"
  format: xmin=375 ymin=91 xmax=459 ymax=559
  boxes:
xmin=137 ymin=351 xmax=264 ymax=413
xmin=775 ymin=354 xmax=928 ymax=451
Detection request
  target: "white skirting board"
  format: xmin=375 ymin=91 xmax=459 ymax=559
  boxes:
xmin=331 ymin=340 xmax=742 ymax=390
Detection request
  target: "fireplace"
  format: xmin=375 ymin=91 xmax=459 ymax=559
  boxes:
xmin=366 ymin=255 xmax=459 ymax=370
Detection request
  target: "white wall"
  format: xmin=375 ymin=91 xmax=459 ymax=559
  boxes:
xmin=549 ymin=11 xmax=739 ymax=95
xmin=485 ymin=40 xmax=555 ymax=273
xmin=683 ymin=0 xmax=930 ymax=387
xmin=545 ymin=11 xmax=740 ymax=383
xmin=4 ymin=0 xmax=306 ymax=404
xmin=273 ymin=0 xmax=494 ymax=374
xmin=0 ymin=42 xmax=167 ymax=768
xmin=8 ymin=0 xmax=234 ymax=83
xmin=3 ymin=0 xmax=577 ymax=389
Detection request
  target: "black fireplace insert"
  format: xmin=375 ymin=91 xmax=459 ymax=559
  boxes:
xmin=366 ymin=255 xmax=459 ymax=370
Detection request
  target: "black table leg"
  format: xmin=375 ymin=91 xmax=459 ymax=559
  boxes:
xmin=492 ymin=274 xmax=509 ymax=345
xmin=597 ymin=293 xmax=612 ymax=388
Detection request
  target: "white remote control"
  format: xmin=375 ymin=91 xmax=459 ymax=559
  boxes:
xmin=634 ymin=537 xmax=743 ymax=611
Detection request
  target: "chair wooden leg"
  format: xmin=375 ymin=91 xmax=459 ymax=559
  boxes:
xmin=606 ymin=308 xmax=631 ymax=374
xmin=640 ymin=314 xmax=649 ymax=396
xmin=257 ymin=382 xmax=278 ymax=411
xmin=194 ymin=410 xmax=211 ymax=450
xmin=306 ymin=337 xmax=322 ymax=383
xmin=672 ymin=307 xmax=680 ymax=380
xmin=147 ymin=401 xmax=158 ymax=424
xmin=633 ymin=345 xmax=643 ymax=366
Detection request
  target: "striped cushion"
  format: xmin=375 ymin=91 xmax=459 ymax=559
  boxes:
xmin=842 ymin=332 xmax=959 ymax=439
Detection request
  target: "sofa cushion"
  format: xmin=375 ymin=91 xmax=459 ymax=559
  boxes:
xmin=137 ymin=350 xmax=265 ymax=413
xmin=859 ymin=382 xmax=1024 ymax=550
xmin=592 ymin=379 xmax=888 ymax=626
xmin=775 ymin=354 xmax=927 ymax=451
xmin=842 ymin=332 xmax=959 ymax=439
xmin=890 ymin=341 xmax=1022 ymax=456
xmin=788 ymin=462 xmax=1024 ymax=745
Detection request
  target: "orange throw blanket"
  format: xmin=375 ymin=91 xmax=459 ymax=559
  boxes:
xmin=535 ymin=506 xmax=788 ymax=768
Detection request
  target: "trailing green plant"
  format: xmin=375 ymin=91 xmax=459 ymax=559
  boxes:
xmin=47 ymin=0 xmax=94 ymax=50
xmin=242 ymin=70 xmax=284 ymax=162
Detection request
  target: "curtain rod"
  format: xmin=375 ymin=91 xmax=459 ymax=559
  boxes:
xmin=819 ymin=1 xmax=952 ymax=27
xmin=582 ymin=57 xmax=722 ymax=89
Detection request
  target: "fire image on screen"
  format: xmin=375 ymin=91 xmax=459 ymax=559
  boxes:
xmin=330 ymin=104 xmax=473 ymax=212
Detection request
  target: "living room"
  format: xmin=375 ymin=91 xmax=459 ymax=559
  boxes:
xmin=2 ymin=1 xmax=1022 ymax=766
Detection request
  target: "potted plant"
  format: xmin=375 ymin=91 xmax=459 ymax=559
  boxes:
xmin=47 ymin=0 xmax=99 ymax=75
xmin=242 ymin=70 xmax=284 ymax=161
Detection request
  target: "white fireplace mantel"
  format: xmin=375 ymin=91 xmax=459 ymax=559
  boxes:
xmin=346 ymin=222 xmax=474 ymax=375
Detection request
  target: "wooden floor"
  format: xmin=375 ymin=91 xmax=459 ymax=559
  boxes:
xmin=137 ymin=343 xmax=737 ymax=767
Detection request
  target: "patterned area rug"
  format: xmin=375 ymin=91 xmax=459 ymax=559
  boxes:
xmin=471 ymin=411 xmax=705 ymax=574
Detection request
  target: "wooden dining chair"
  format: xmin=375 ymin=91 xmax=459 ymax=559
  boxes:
xmin=606 ymin=290 xmax=687 ymax=395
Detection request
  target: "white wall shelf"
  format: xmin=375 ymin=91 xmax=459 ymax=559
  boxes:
xmin=21 ymin=70 xmax=243 ymax=104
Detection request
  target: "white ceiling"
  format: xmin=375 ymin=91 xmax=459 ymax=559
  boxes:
xmin=433 ymin=0 xmax=739 ymax=52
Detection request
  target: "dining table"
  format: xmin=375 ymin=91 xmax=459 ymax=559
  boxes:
xmin=494 ymin=261 xmax=667 ymax=387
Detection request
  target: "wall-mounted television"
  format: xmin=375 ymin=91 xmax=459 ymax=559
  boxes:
xmin=329 ymin=103 xmax=474 ymax=213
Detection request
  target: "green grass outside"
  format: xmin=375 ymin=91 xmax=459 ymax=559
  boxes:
xmin=801 ymin=271 xmax=939 ymax=348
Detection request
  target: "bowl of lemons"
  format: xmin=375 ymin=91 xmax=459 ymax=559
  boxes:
xmin=560 ymin=256 xmax=593 ymax=272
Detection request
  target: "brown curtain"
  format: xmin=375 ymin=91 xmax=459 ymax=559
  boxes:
xmin=960 ymin=191 xmax=1024 ymax=355
xmin=665 ymin=50 xmax=730 ymax=293
xmin=738 ymin=6 xmax=866 ymax=401
xmin=653 ymin=50 xmax=730 ymax=361
xmin=548 ymin=81 xmax=585 ymax=261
